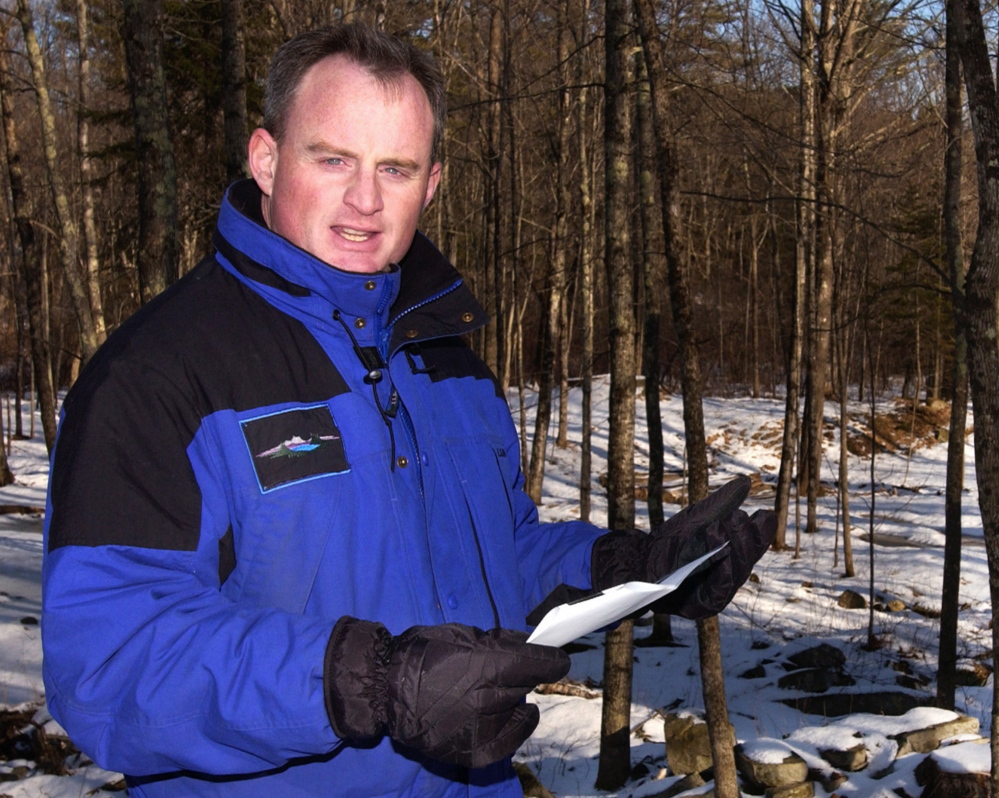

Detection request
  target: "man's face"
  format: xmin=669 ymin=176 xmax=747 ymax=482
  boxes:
xmin=249 ymin=56 xmax=441 ymax=274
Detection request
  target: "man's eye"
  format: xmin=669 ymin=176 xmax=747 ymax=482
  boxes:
xmin=325 ymin=157 xmax=344 ymax=166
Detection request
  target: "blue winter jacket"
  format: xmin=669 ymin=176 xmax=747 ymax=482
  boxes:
xmin=41 ymin=180 xmax=604 ymax=797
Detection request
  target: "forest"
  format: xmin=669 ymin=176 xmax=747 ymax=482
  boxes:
xmin=3 ymin=0 xmax=999 ymax=795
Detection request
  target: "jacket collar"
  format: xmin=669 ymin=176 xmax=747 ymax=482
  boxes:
xmin=214 ymin=180 xmax=488 ymax=347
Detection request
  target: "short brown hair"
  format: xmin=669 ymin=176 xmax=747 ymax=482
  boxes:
xmin=263 ymin=24 xmax=446 ymax=162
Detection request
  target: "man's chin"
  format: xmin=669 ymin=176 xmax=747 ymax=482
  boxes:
xmin=323 ymin=251 xmax=389 ymax=275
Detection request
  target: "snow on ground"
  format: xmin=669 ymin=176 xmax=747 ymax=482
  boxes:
xmin=0 ymin=380 xmax=990 ymax=796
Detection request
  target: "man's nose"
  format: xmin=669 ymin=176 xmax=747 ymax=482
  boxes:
xmin=343 ymin=170 xmax=383 ymax=215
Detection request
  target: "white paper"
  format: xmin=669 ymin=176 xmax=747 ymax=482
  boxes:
xmin=527 ymin=543 xmax=728 ymax=648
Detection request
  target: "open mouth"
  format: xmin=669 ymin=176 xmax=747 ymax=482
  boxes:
xmin=338 ymin=228 xmax=373 ymax=243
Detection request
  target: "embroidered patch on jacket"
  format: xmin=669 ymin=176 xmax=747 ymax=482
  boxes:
xmin=241 ymin=405 xmax=349 ymax=492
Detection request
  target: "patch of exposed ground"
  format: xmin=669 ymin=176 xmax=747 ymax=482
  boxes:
xmin=846 ymin=398 xmax=968 ymax=457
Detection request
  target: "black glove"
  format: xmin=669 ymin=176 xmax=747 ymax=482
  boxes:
xmin=323 ymin=617 xmax=570 ymax=769
xmin=590 ymin=475 xmax=776 ymax=620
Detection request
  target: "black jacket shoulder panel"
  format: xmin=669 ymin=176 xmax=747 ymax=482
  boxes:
xmin=414 ymin=338 xmax=503 ymax=399
xmin=48 ymin=257 xmax=349 ymax=552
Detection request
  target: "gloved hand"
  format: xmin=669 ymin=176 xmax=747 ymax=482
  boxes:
xmin=323 ymin=617 xmax=570 ymax=768
xmin=590 ymin=475 xmax=776 ymax=619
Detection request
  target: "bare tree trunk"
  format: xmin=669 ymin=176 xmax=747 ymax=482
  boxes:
xmin=865 ymin=311 xmax=879 ymax=649
xmin=527 ymin=3 xmax=572 ymax=503
xmin=806 ymin=186 xmax=833 ymax=535
xmin=635 ymin=2 xmax=736 ymax=795
xmin=636 ymin=54 xmax=673 ymax=645
xmin=16 ymin=0 xmax=100 ymax=364
xmin=503 ymin=155 xmax=524 ymax=394
xmin=950 ymin=9 xmax=999 ymax=789
xmin=556 ymin=280 xmax=571 ymax=449
xmin=838 ymin=334 xmax=854 ymax=575
xmin=0 ymin=322 xmax=11 ymax=488
xmin=637 ymin=58 xmax=665 ymax=531
xmin=595 ymin=0 xmax=637 ymax=789
xmin=0 ymin=410 xmax=11 ymax=486
xmin=7 ymin=232 xmax=27 ymax=441
xmin=774 ymin=5 xmax=814 ymax=549
xmin=499 ymin=14 xmax=518 ymax=394
xmin=750 ymin=222 xmax=761 ymax=399
xmin=222 ymin=0 xmax=249 ymax=183
xmin=695 ymin=614 xmax=738 ymax=795
xmin=634 ymin=1 xmax=707 ymax=499
xmin=518 ymin=316 xmax=528 ymax=476
xmin=526 ymin=313 xmax=554 ymax=504
xmin=938 ymin=0 xmax=968 ymax=709
xmin=76 ymin=0 xmax=107 ymax=354
xmin=123 ymin=0 xmax=179 ymax=302
xmin=598 ymin=621 xmax=634 ymax=788
xmin=481 ymin=4 xmax=502 ymax=376
xmin=0 ymin=29 xmax=56 ymax=454
xmin=578 ymin=76 xmax=595 ymax=523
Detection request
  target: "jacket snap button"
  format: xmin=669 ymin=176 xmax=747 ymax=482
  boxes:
xmin=447 ymin=595 xmax=459 ymax=609
xmin=364 ymin=280 xmax=376 ymax=290
xmin=461 ymin=312 xmax=474 ymax=323
xmin=396 ymin=456 xmax=409 ymax=468
xmin=405 ymin=329 xmax=419 ymax=339
xmin=354 ymin=317 xmax=366 ymax=329
xmin=421 ymin=452 xmax=429 ymax=466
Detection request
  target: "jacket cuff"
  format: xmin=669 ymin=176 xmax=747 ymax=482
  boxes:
xmin=323 ymin=616 xmax=392 ymax=742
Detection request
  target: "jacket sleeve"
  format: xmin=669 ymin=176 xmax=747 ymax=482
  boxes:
xmin=496 ymin=406 xmax=606 ymax=617
xmin=41 ymin=353 xmax=339 ymax=778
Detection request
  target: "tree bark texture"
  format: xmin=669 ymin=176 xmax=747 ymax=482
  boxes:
xmin=0 ymin=419 xmax=12 ymax=486
xmin=123 ymin=0 xmax=180 ymax=303
xmin=578 ymin=75 xmax=594 ymax=523
xmin=637 ymin=56 xmax=666 ymax=531
xmin=837 ymin=341 xmax=854 ymax=575
xmin=16 ymin=0 xmax=100 ymax=363
xmin=774 ymin=0 xmax=815 ymax=550
xmin=602 ymin=0 xmax=637 ymax=533
xmin=635 ymin=2 xmax=736 ymax=795
xmin=0 ymin=32 xmax=57 ymax=453
xmin=596 ymin=0 xmax=637 ymax=789
xmin=596 ymin=621 xmax=635 ymax=791
xmin=697 ymin=615 xmax=739 ymax=797
xmin=938 ymin=0 xmax=967 ymax=710
xmin=526 ymin=310 xmax=553 ymax=504
xmin=634 ymin=0 xmax=708 ymax=503
xmin=222 ymin=0 xmax=249 ymax=183
xmin=481 ymin=4 xmax=503 ymax=376
xmin=950 ymin=0 xmax=999 ymax=789
xmin=76 ymin=0 xmax=107 ymax=353
xmin=527 ymin=5 xmax=573 ymax=504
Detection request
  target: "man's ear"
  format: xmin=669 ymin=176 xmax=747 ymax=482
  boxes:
xmin=248 ymin=128 xmax=278 ymax=196
xmin=423 ymin=162 xmax=442 ymax=210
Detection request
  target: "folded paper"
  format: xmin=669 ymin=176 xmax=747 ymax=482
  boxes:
xmin=527 ymin=543 xmax=728 ymax=647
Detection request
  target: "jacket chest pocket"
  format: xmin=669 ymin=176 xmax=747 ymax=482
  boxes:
xmin=221 ymin=404 xmax=350 ymax=612
xmin=223 ymin=484 xmax=344 ymax=612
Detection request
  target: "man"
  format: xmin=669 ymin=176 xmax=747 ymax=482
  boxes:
xmin=42 ymin=24 xmax=774 ymax=798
